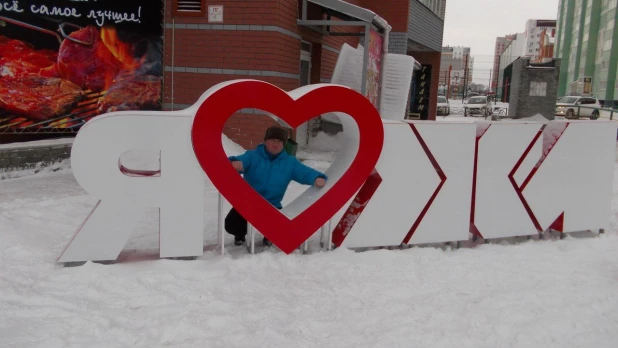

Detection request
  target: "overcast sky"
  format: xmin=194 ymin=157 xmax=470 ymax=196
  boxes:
xmin=443 ymin=0 xmax=560 ymax=84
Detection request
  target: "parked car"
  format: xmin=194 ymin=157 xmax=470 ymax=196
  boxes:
xmin=464 ymin=96 xmax=492 ymax=117
xmin=437 ymin=96 xmax=450 ymax=116
xmin=555 ymin=96 xmax=601 ymax=119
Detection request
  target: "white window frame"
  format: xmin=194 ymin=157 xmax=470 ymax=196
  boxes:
xmin=529 ymin=82 xmax=548 ymax=97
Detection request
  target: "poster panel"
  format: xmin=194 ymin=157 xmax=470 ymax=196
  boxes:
xmin=365 ymin=29 xmax=383 ymax=108
xmin=0 ymin=1 xmax=163 ymax=133
xmin=408 ymin=64 xmax=431 ymax=120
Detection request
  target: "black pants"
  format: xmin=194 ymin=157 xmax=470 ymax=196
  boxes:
xmin=225 ymin=208 xmax=247 ymax=240
xmin=225 ymin=207 xmax=279 ymax=241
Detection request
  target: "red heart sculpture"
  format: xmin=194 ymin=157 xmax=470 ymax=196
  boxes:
xmin=191 ymin=80 xmax=384 ymax=254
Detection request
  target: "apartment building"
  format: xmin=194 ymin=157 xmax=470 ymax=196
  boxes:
xmin=555 ymin=0 xmax=618 ymax=104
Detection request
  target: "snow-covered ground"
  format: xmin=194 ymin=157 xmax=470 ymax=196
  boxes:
xmin=445 ymin=99 xmax=618 ymax=122
xmin=1 ymin=134 xmax=618 ymax=347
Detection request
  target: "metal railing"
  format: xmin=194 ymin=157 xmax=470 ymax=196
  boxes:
xmin=556 ymin=104 xmax=617 ymax=120
xmin=440 ymin=104 xmax=618 ymax=121
xmin=440 ymin=106 xmax=508 ymax=117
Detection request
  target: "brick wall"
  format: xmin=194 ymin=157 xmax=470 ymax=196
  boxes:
xmin=508 ymin=58 xmax=561 ymax=119
xmin=319 ymin=47 xmax=340 ymax=82
xmin=222 ymin=113 xmax=280 ymax=149
xmin=164 ymin=0 xmax=365 ymax=148
xmin=362 ymin=0 xmax=409 ymax=32
xmin=304 ymin=18 xmax=362 ymax=83
xmin=164 ymin=0 xmax=445 ymax=145
xmin=164 ymin=0 xmax=305 ymax=148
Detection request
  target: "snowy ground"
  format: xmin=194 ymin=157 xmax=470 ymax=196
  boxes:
xmin=1 ymin=134 xmax=618 ymax=347
xmin=447 ymin=99 xmax=510 ymax=109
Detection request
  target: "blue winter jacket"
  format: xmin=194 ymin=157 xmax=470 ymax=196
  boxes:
xmin=229 ymin=144 xmax=327 ymax=209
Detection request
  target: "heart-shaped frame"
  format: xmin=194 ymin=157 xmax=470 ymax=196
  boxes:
xmin=192 ymin=80 xmax=383 ymax=254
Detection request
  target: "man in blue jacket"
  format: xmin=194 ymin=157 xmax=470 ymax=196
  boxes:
xmin=226 ymin=126 xmax=327 ymax=246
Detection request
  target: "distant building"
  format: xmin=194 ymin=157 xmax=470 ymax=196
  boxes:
xmin=537 ymin=28 xmax=556 ymax=63
xmin=524 ymin=19 xmax=557 ymax=62
xmin=418 ymin=0 xmax=441 ymax=15
xmin=507 ymin=57 xmax=561 ymax=119
xmin=497 ymin=33 xmax=526 ymax=100
xmin=555 ymin=0 xmax=618 ymax=105
xmin=439 ymin=0 xmax=447 ymax=20
xmin=439 ymin=46 xmax=473 ymax=98
xmin=492 ymin=34 xmax=517 ymax=90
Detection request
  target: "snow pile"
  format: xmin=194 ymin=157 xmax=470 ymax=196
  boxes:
xmin=0 ymin=138 xmax=75 ymax=179
xmin=304 ymin=131 xmax=343 ymax=152
xmin=517 ymin=113 xmax=550 ymax=124
xmin=0 ymin=158 xmax=72 ymax=180
xmin=297 ymin=131 xmax=342 ymax=162
xmin=119 ymin=150 xmax=161 ymax=171
xmin=475 ymin=121 xmax=491 ymax=138
xmin=539 ymin=122 xmax=569 ymax=166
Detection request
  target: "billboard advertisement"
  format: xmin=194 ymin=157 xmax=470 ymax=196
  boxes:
xmin=365 ymin=29 xmax=383 ymax=108
xmin=0 ymin=1 xmax=163 ymax=134
xmin=408 ymin=64 xmax=431 ymax=120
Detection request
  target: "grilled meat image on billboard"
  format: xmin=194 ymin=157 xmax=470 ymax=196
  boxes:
xmin=0 ymin=1 xmax=163 ymax=132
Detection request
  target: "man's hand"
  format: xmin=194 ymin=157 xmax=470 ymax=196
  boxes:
xmin=314 ymin=177 xmax=326 ymax=187
xmin=231 ymin=161 xmax=243 ymax=171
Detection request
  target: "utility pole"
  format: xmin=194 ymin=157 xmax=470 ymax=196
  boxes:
xmin=462 ymin=54 xmax=469 ymax=102
xmin=454 ymin=74 xmax=459 ymax=99
xmin=443 ymin=69 xmax=447 ymax=96
xmin=447 ymin=65 xmax=452 ymax=99
xmin=488 ymin=69 xmax=492 ymax=93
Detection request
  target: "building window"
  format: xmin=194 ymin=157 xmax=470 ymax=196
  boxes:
xmin=604 ymin=39 xmax=613 ymax=51
xmin=172 ymin=0 xmax=206 ymax=17
xmin=530 ymin=82 xmax=547 ymax=97
xmin=418 ymin=0 xmax=440 ymax=15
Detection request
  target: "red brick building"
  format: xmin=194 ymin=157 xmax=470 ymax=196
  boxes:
xmin=492 ymin=34 xmax=517 ymax=91
xmin=165 ymin=0 xmax=445 ymax=148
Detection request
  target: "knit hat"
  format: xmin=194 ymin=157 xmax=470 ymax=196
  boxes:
xmin=264 ymin=126 xmax=287 ymax=143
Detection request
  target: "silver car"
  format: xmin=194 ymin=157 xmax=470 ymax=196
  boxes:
xmin=555 ymin=96 xmax=601 ymax=119
xmin=437 ymin=96 xmax=450 ymax=116
xmin=464 ymin=96 xmax=492 ymax=117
